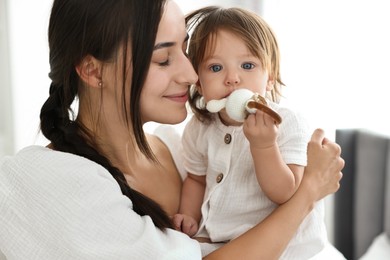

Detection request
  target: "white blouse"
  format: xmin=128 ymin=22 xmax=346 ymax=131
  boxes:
xmin=0 ymin=145 xmax=201 ymax=260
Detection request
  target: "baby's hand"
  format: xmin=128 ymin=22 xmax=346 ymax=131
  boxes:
xmin=172 ymin=213 xmax=199 ymax=237
xmin=243 ymin=110 xmax=278 ymax=149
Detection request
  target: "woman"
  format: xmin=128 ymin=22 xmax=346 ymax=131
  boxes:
xmin=0 ymin=0 xmax=344 ymax=259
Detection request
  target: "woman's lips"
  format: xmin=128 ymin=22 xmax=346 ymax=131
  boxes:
xmin=164 ymin=92 xmax=188 ymax=103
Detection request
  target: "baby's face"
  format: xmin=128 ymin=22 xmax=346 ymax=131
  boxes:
xmin=197 ymin=29 xmax=273 ymax=104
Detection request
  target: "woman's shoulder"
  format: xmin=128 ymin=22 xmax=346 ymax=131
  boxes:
xmin=0 ymin=145 xmax=121 ymax=201
xmin=1 ymin=145 xmax=61 ymax=174
xmin=2 ymin=145 xmax=114 ymax=179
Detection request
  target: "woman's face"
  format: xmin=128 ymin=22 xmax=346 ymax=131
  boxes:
xmin=140 ymin=0 xmax=198 ymax=124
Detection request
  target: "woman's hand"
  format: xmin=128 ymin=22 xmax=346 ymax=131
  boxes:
xmin=302 ymin=128 xmax=345 ymax=201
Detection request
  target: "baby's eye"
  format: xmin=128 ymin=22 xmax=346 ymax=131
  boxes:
xmin=210 ymin=64 xmax=222 ymax=72
xmin=242 ymin=63 xmax=255 ymax=70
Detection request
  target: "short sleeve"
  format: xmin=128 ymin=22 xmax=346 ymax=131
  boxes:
xmin=182 ymin=117 xmax=208 ymax=176
xmin=273 ymin=104 xmax=311 ymax=166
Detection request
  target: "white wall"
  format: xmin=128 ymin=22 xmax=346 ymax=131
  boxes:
xmin=262 ymin=0 xmax=390 ymax=140
xmin=6 ymin=0 xmax=53 ymax=153
xmin=0 ymin=0 xmax=14 ymax=157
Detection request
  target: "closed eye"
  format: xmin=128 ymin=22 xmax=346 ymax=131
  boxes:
xmin=158 ymin=59 xmax=170 ymax=67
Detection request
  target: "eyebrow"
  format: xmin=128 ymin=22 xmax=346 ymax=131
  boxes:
xmin=153 ymin=34 xmax=189 ymax=50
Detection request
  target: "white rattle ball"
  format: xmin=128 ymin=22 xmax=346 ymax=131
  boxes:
xmin=225 ymin=89 xmax=255 ymax=122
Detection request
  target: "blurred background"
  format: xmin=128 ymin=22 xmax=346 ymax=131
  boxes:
xmin=1 ymin=0 xmax=390 ymax=248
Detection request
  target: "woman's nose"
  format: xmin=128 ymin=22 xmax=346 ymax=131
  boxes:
xmin=178 ymin=55 xmax=198 ymax=85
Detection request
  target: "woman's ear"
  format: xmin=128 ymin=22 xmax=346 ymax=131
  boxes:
xmin=75 ymin=55 xmax=103 ymax=88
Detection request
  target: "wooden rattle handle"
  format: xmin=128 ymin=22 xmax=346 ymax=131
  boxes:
xmin=247 ymin=100 xmax=282 ymax=125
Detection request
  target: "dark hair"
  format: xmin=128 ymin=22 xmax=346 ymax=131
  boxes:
xmin=186 ymin=6 xmax=284 ymax=122
xmin=40 ymin=0 xmax=172 ymax=229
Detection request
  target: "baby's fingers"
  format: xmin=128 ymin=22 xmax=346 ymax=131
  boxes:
xmin=182 ymin=218 xmax=198 ymax=237
xmin=172 ymin=214 xmax=184 ymax=231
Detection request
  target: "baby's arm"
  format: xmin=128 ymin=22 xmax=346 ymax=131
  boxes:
xmin=172 ymin=173 xmax=206 ymax=237
xmin=244 ymin=110 xmax=303 ymax=204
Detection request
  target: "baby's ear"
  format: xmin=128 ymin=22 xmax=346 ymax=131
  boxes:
xmin=75 ymin=55 xmax=103 ymax=88
xmin=266 ymin=77 xmax=275 ymax=91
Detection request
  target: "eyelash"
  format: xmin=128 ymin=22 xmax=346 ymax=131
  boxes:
xmin=158 ymin=59 xmax=170 ymax=67
xmin=157 ymin=43 xmax=189 ymax=67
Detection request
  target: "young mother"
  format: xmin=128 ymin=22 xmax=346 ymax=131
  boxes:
xmin=0 ymin=0 xmax=344 ymax=259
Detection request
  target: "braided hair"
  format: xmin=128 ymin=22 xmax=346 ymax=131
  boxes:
xmin=40 ymin=0 xmax=172 ymax=230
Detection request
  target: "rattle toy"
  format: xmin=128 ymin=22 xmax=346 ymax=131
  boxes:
xmin=206 ymin=89 xmax=282 ymax=124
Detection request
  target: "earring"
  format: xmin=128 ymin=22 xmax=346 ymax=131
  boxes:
xmin=98 ymin=81 xmax=103 ymax=87
xmin=196 ymin=96 xmax=206 ymax=109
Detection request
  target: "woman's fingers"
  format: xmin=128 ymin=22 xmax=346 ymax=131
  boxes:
xmin=305 ymin=128 xmax=345 ymax=199
xmin=309 ymin=128 xmax=325 ymax=144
